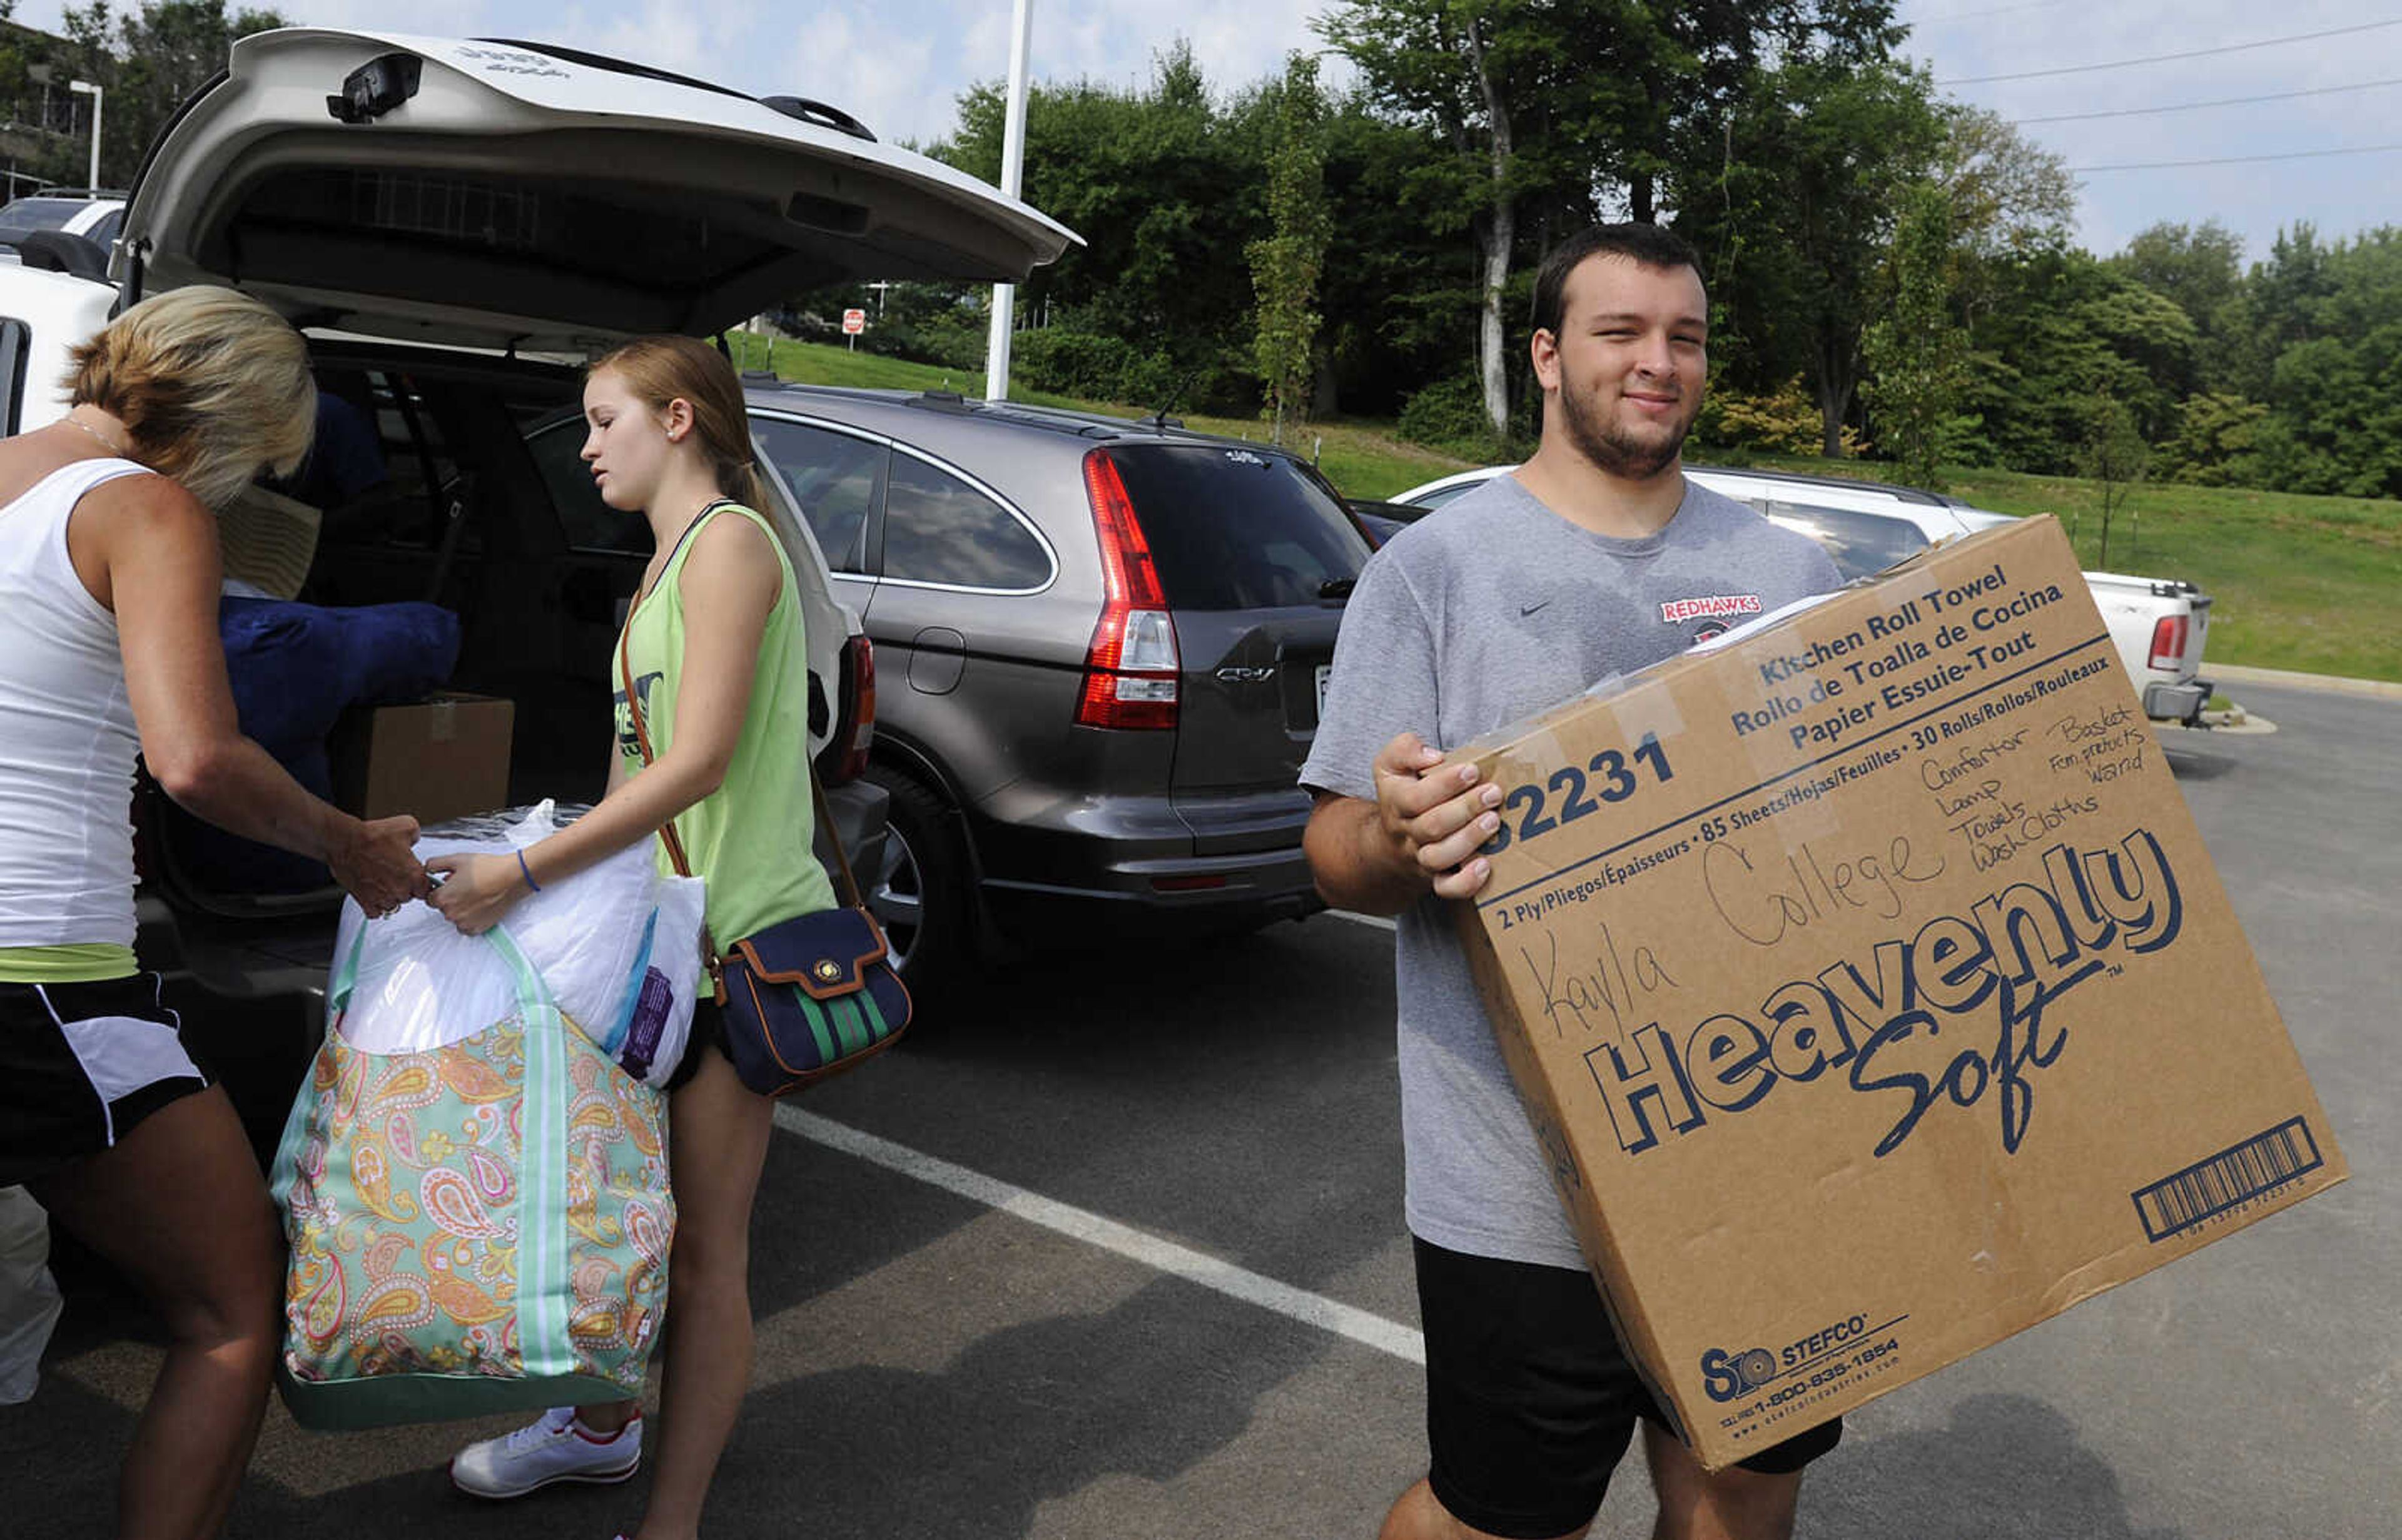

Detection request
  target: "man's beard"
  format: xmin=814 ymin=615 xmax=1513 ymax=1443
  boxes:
xmin=1558 ymin=378 xmax=1696 ymax=480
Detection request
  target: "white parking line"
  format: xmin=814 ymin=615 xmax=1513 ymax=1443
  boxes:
xmin=775 ymin=1105 xmax=1426 ymax=1366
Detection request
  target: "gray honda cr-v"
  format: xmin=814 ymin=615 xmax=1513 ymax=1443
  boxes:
xmin=708 ymin=386 xmax=1371 ymax=992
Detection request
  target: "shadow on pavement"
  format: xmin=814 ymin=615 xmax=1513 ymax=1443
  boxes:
xmin=1809 ymin=1395 xmax=2186 ymax=1540
xmin=712 ymin=1275 xmax=1307 ymax=1538
xmin=2158 ymin=742 xmax=2240 ymax=781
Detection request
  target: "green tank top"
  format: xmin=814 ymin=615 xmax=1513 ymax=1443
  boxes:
xmin=614 ymin=502 xmax=837 ymax=943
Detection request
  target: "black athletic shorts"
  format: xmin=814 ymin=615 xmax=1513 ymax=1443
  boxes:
xmin=1414 ymin=1235 xmax=1842 ymax=1538
xmin=0 ymin=973 xmax=210 ymax=1188
xmin=662 ymin=994 xmax=727 ymax=1093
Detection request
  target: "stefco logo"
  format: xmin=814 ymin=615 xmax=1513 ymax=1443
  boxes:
xmin=1702 ymin=1312 xmax=1898 ymax=1406
xmin=1700 ymin=1346 xmax=1777 ymax=1404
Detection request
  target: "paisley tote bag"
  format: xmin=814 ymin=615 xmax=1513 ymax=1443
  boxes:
xmin=270 ymin=925 xmax=674 ymax=1430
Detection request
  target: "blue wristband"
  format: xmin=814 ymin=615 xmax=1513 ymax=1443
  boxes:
xmin=516 ymin=847 xmax=542 ymax=893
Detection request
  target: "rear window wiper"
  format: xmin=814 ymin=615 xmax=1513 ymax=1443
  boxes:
xmin=1319 ymin=577 xmax=1356 ymax=600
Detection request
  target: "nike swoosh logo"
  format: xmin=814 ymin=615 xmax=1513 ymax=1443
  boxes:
xmin=1520 ymin=600 xmax=1550 ymax=617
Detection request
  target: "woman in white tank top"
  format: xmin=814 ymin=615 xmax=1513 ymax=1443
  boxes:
xmin=0 ymin=287 xmax=427 ymax=1539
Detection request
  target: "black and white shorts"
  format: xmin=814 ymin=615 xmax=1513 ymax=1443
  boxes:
xmin=0 ymin=973 xmax=210 ymax=1188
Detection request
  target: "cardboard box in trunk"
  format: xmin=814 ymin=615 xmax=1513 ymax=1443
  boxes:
xmin=333 ymin=692 xmax=514 ymax=827
xmin=1451 ymin=514 xmax=2341 ymax=1471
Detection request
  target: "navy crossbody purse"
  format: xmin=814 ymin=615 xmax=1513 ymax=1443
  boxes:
xmin=619 ymin=620 xmax=910 ymax=1095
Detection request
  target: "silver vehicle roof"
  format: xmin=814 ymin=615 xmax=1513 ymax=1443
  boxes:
xmin=119 ymin=30 xmax=1078 ymax=352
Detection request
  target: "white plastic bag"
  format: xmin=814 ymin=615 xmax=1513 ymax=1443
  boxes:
xmin=0 ymin=1186 xmax=63 ymax=1405
xmin=330 ymin=803 xmax=706 ymax=1086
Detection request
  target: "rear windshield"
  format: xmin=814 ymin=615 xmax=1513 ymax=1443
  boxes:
xmin=1105 ymin=444 xmax=1369 ymax=610
xmin=1758 ymin=500 xmax=1931 ymax=583
xmin=0 ymin=198 xmax=86 ymax=240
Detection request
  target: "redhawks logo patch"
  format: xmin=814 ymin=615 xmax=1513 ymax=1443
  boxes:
xmin=1660 ymin=594 xmax=1763 ymax=625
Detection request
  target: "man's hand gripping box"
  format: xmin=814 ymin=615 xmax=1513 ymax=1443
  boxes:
xmin=1449 ymin=515 xmax=2343 ymax=1471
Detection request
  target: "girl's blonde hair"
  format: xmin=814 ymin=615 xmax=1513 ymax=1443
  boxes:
xmin=66 ymin=286 xmax=315 ymax=510
xmin=587 ymin=335 xmax=769 ymax=514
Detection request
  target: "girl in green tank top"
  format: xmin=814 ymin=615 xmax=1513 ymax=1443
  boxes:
xmin=423 ymin=336 xmax=833 ymax=1537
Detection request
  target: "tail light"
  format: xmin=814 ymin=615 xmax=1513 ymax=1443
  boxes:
xmin=829 ymin=632 xmax=876 ymax=783
xmin=2147 ymin=615 xmax=2187 ymax=672
xmin=1077 ymin=450 xmax=1179 ymax=730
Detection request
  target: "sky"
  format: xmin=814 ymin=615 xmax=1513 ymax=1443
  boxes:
xmin=16 ymin=0 xmax=2398 ymax=266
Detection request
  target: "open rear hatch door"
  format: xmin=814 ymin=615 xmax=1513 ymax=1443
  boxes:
xmin=117 ymin=29 xmax=1077 ymax=350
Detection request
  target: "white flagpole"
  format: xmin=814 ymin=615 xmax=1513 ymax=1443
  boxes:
xmin=985 ymin=0 xmax=1034 ymax=402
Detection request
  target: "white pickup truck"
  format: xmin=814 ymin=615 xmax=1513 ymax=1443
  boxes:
xmin=1964 ymin=533 xmax=2213 ymax=726
xmin=1386 ymin=464 xmax=2217 ymax=726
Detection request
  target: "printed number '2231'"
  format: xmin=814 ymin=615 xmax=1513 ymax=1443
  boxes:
xmin=1479 ymin=733 xmax=1673 ymax=858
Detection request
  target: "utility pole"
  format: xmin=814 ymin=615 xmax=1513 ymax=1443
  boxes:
xmin=983 ymin=0 xmax=1033 ymax=402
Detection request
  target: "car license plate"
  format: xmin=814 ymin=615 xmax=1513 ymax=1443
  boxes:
xmin=1315 ymin=664 xmax=1332 ymax=722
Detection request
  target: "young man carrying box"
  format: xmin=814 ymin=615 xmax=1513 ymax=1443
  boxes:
xmin=1302 ymin=225 xmax=1846 ymax=1540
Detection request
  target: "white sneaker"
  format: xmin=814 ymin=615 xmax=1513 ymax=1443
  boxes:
xmin=448 ymin=1406 xmax=642 ymax=1499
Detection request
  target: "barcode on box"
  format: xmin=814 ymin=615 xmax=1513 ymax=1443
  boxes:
xmin=2133 ymin=1118 xmax=2323 ymax=1242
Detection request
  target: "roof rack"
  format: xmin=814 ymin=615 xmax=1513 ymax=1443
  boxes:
xmin=905 ymin=388 xmax=975 ymax=414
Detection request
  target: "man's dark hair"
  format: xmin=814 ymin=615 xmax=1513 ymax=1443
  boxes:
xmin=1529 ymin=223 xmax=1704 ymax=340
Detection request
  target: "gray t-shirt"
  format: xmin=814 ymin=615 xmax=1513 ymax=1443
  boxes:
xmin=1300 ymin=471 xmax=1842 ymax=1269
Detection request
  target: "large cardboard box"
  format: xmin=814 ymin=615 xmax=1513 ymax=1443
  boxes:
xmin=1451 ymin=514 xmax=2343 ymax=1471
xmin=332 ymin=692 xmax=514 ymax=827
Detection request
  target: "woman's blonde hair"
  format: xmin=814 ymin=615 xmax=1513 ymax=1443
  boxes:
xmin=66 ymin=286 xmax=316 ymax=510
xmin=587 ymin=335 xmax=769 ymax=514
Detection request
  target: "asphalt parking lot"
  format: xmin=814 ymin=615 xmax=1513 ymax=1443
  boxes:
xmin=11 ymin=679 xmax=2398 ymax=1539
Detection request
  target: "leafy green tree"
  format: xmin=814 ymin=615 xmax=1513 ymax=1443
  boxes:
xmin=1685 ymin=53 xmax=1946 ymax=455
xmin=0 ymin=4 xmax=84 ymax=191
xmin=2119 ymin=220 xmax=2244 ymax=319
xmin=1247 ymin=54 xmax=1329 ymax=443
xmin=1960 ymin=249 xmax=2196 ymax=475
xmin=2157 ymin=391 xmax=2269 ymax=487
xmin=1312 ymin=96 xmax=1478 ymax=417
xmin=2078 ymin=386 xmax=2149 ymax=568
xmin=1322 ymin=1 xmax=1905 ymax=437
xmin=1316 ymin=0 xmax=1558 ymax=437
xmin=937 ymin=43 xmax=1264 ymax=409
xmin=1861 ymin=181 xmax=1970 ymax=489
xmin=1692 ymin=375 xmax=1854 ymax=457
xmin=60 ymin=1 xmax=286 ymax=187
xmin=2253 ymin=226 xmax=2402 ymax=497
xmin=1930 ymin=104 xmax=2074 ymax=270
xmin=1568 ymin=2 xmax=1903 ymax=225
xmin=2114 ymin=220 xmax=2247 ymax=393
xmin=2247 ymin=224 xmax=2337 ymax=354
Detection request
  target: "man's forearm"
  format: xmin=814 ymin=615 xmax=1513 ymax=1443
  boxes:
xmin=1304 ymin=794 xmax=1431 ymax=917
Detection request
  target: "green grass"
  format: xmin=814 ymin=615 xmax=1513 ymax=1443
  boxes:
xmin=1740 ymin=455 xmax=2402 ymax=684
xmin=730 ymin=333 xmax=2401 ymax=682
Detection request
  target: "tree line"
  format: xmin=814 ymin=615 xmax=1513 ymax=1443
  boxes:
xmin=0 ymin=2 xmax=284 ymax=193
xmin=800 ymin=2 xmax=2399 ymax=502
xmin=4 ymin=3 xmax=2389 ymax=502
